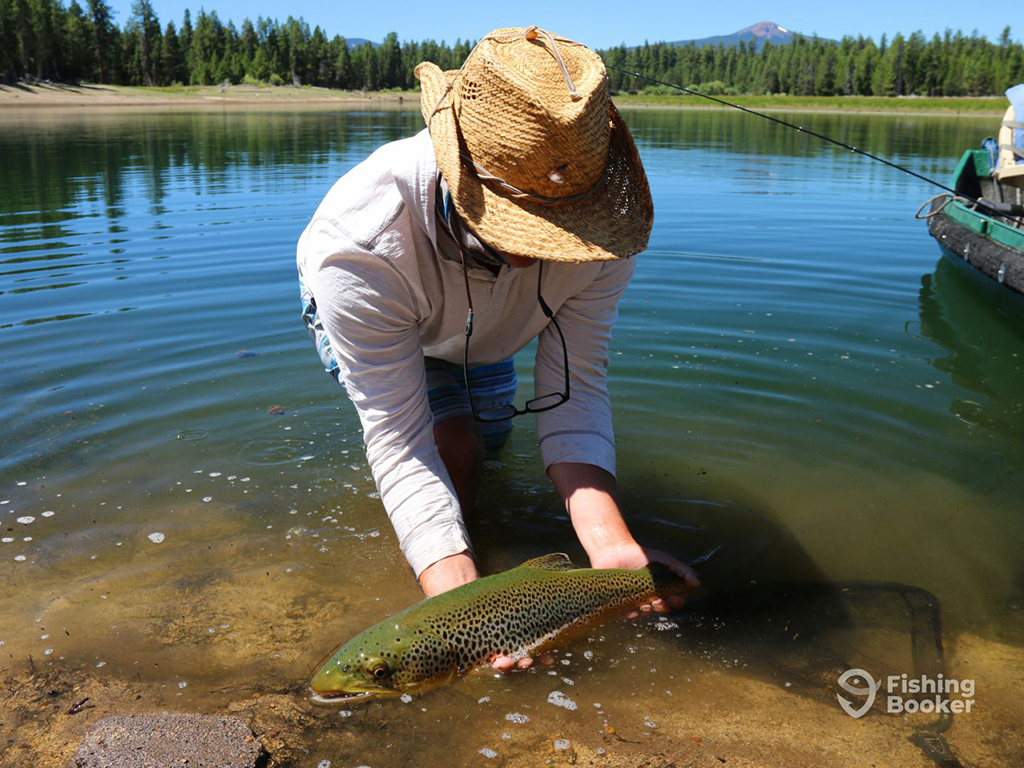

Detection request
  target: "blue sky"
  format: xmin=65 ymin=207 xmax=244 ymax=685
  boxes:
xmin=107 ymin=0 xmax=1017 ymax=48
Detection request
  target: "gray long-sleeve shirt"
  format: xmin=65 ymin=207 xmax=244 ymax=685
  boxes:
xmin=296 ymin=129 xmax=635 ymax=577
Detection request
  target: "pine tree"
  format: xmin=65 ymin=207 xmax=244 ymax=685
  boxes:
xmin=162 ymin=20 xmax=183 ymax=83
xmin=334 ymin=36 xmax=350 ymax=88
xmin=11 ymin=0 xmax=32 ymax=78
xmin=126 ymin=0 xmax=160 ymax=85
xmin=86 ymin=0 xmax=113 ymax=82
xmin=179 ymin=8 xmax=191 ymax=55
xmin=64 ymin=1 xmax=92 ymax=81
xmin=0 ymin=0 xmax=22 ymax=80
xmin=380 ymin=31 xmax=400 ymax=88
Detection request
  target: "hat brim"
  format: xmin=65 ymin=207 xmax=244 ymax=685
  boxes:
xmin=417 ymin=63 xmax=653 ymax=262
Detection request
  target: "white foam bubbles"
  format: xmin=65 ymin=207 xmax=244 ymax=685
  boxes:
xmin=147 ymin=533 xmax=165 ymax=544
xmin=547 ymin=691 xmax=577 ymax=711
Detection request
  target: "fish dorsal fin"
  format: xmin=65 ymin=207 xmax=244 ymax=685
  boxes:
xmin=519 ymin=553 xmax=577 ymax=571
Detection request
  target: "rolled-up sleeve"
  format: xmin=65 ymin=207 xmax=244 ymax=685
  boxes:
xmin=534 ymin=257 xmax=636 ymax=477
xmin=304 ymin=218 xmax=471 ymax=577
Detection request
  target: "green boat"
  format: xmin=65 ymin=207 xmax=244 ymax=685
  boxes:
xmin=922 ymin=94 xmax=1024 ymax=295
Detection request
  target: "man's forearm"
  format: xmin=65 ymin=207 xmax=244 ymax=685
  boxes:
xmin=547 ymin=462 xmax=638 ymax=562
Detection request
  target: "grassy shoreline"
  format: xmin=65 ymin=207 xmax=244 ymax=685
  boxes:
xmin=0 ymin=81 xmax=1006 ymax=116
xmin=612 ymin=91 xmax=1005 ymax=115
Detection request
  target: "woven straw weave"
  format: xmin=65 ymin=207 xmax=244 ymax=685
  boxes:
xmin=415 ymin=27 xmax=653 ymax=262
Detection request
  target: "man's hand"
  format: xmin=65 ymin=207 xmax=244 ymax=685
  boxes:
xmin=589 ymin=541 xmax=699 ymax=616
xmin=549 ymin=462 xmax=700 ymax=615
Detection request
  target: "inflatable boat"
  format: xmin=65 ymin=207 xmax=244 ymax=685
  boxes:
xmin=921 ymin=85 xmax=1024 ymax=295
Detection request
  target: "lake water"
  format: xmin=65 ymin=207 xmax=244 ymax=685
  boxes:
xmin=1 ymin=106 xmax=1022 ymax=766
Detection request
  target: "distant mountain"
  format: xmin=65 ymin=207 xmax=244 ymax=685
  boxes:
xmin=345 ymin=38 xmax=378 ymax=48
xmin=667 ymin=21 xmax=825 ymax=50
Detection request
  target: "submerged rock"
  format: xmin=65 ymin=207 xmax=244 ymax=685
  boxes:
xmin=74 ymin=712 xmax=263 ymax=767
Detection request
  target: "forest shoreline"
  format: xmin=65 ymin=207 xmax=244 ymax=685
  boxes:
xmin=0 ymin=81 xmax=1006 ymax=116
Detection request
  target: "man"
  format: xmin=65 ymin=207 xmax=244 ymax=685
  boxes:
xmin=296 ymin=26 xmax=698 ymax=669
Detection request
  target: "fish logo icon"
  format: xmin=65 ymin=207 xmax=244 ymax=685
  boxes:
xmin=837 ymin=668 xmax=878 ymax=718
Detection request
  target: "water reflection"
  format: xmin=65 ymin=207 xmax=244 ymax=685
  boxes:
xmin=917 ymin=252 xmax=1024 ymax=439
xmin=0 ymin=109 xmax=423 ymax=217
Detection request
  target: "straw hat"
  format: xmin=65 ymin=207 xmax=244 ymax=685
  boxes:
xmin=415 ymin=26 xmax=653 ymax=262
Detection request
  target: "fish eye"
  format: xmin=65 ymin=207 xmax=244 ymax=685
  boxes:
xmin=369 ymin=662 xmax=390 ymax=680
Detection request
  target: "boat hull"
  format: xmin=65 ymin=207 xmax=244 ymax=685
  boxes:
xmin=923 ymin=148 xmax=1024 ymax=296
xmin=927 ymin=202 xmax=1024 ymax=296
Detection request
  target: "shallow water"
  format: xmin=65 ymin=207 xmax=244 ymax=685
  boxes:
xmin=1 ymin=106 xmax=1023 ymax=766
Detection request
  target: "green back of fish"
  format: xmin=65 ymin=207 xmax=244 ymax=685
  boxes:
xmin=314 ymin=554 xmax=684 ymax=693
xmin=407 ymin=554 xmax=668 ymax=661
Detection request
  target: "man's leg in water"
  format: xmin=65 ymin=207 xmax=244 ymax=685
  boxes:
xmin=433 ymin=415 xmax=483 ymax=513
xmin=426 ymin=358 xmax=516 ymax=512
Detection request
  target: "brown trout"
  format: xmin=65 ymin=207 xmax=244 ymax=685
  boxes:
xmin=309 ymin=553 xmax=691 ymax=703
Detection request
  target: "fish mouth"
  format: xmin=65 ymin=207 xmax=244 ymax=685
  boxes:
xmin=308 ymin=687 xmax=401 ymax=705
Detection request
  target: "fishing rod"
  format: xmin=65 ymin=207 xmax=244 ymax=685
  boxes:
xmin=607 ymin=66 xmax=1024 ymax=219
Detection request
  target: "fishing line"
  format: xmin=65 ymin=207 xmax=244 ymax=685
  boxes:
xmin=607 ymin=66 xmax=962 ymax=197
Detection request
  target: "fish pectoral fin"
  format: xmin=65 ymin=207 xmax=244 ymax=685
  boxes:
xmin=519 ymin=553 xmax=578 ymax=571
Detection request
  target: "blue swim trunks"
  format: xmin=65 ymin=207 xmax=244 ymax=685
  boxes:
xmin=300 ymin=280 xmax=516 ymax=456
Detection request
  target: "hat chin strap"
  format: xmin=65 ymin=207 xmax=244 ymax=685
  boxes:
xmin=524 ymin=25 xmax=582 ymax=102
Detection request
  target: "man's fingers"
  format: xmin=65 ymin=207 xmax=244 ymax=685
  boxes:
xmin=491 ymin=654 xmax=537 ymax=672
xmin=667 ymin=594 xmax=687 ymax=610
xmin=491 ymin=655 xmax=515 ymax=671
